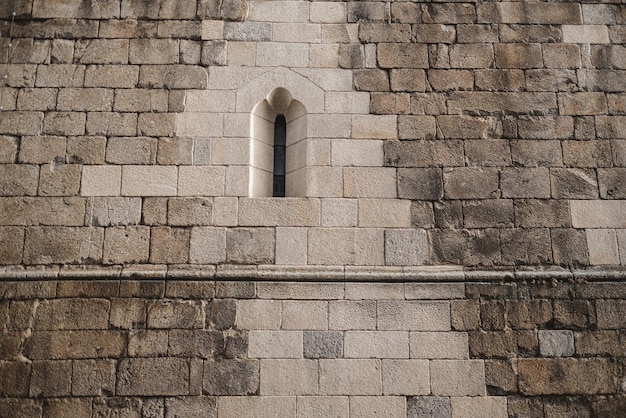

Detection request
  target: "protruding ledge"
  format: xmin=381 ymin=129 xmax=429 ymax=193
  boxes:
xmin=2 ymin=265 xmax=626 ymax=282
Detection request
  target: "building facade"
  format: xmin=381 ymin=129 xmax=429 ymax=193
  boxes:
xmin=0 ymin=0 xmax=625 ymax=416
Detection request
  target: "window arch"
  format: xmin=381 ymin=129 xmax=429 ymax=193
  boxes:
xmin=250 ymin=88 xmax=307 ymax=197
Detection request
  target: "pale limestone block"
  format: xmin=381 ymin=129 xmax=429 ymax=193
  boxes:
xmin=296 ymin=396 xmax=349 ymax=418
xmin=238 ymin=198 xmax=320 ymax=226
xmin=248 ymin=331 xmax=303 ymax=359
xmin=211 ymin=137 xmax=250 ymax=165
xmin=235 ymin=67 xmax=325 ymax=114
xmin=87 ymin=197 xmax=142 ymax=226
xmin=256 ymin=43 xmax=309 ymax=67
xmin=250 ymin=140 xmax=273 ymax=172
xmin=250 ymin=166 xmax=273 ymax=197
xmin=225 ymin=166 xmax=250 ymax=197
xmin=351 ymin=115 xmax=397 ymax=139
xmin=321 ymin=24 xmax=359 ymax=44
xmin=237 ymin=300 xmax=281 ymax=330
xmin=282 ymin=301 xmax=328 ymax=330
xmin=308 ymin=228 xmax=384 ymax=265
xmin=319 ymin=359 xmax=381 ymax=395
xmin=185 ymin=90 xmax=236 ymax=113
xmin=273 ymin=24 xmax=321 ymax=43
xmin=121 ymin=166 xmax=177 ymax=196
xmin=228 ymin=42 xmax=257 ymax=66
xmin=331 ymin=140 xmax=383 ymax=167
xmin=309 ymin=44 xmax=340 ymax=68
xmin=178 ymin=166 xmax=225 ymax=196
xmin=202 ymin=20 xmax=224 ymax=40
xmin=325 ymin=92 xmax=370 ymax=114
xmin=256 ymin=282 xmax=345 ymax=300
xmin=586 ymin=228 xmax=620 ymax=265
xmin=410 ymin=332 xmax=469 ymax=359
xmin=329 ymin=300 xmax=377 ymax=330
xmin=344 ymin=331 xmax=409 ymax=359
xmin=249 ymin=1 xmax=309 ymax=22
xmin=251 ymin=116 xmax=274 ymax=145
xmin=311 ymin=2 xmax=347 ymax=23
xmin=260 ymin=359 xmax=318 ymax=395
xmin=209 ymin=66 xmax=267 ymax=90
xmin=378 ymin=301 xmax=451 ymax=331
xmin=224 ymin=113 xmax=251 ymax=138
xmin=385 ymin=229 xmax=429 ymax=266
xmin=450 ymin=397 xmax=508 ymax=418
xmin=562 ymin=25 xmax=610 ymax=43
xmin=365 ymin=43 xmax=377 ymax=68
xmin=189 ymin=227 xmax=227 ymax=264
xmin=571 ymin=201 xmax=626 ymax=228
xmin=57 ymin=88 xmax=114 ymax=112
xmin=218 ymin=397 xmax=296 ymax=418
xmin=321 ymin=198 xmax=358 ymax=227
xmin=212 ymin=197 xmax=238 ymax=226
xmin=176 ymin=112 xmax=224 ymax=137
xmin=344 ymin=168 xmax=397 ymax=198
xmin=350 ymin=396 xmax=407 ymax=418
xmin=382 ymin=360 xmax=430 ymax=396
xmin=81 ymin=165 xmax=121 ymax=196
xmin=286 ymin=138 xmax=331 ymax=173
xmin=358 ymin=199 xmax=411 ymax=228
xmin=405 ymin=283 xmax=466 ymax=300
xmin=192 ymin=134 xmax=211 ymax=164
xmin=301 ymin=167 xmax=343 ymax=198
xmin=345 ymin=283 xmax=404 ymax=300
xmin=276 ymin=227 xmax=308 ymax=265
xmin=114 ymin=89 xmax=168 ymax=113
xmin=430 ymin=360 xmax=486 ymax=396
xmin=294 ymin=68 xmax=354 ymax=92
xmin=538 ymin=330 xmax=575 ymax=357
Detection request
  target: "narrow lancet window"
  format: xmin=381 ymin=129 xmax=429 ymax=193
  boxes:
xmin=273 ymin=114 xmax=286 ymax=197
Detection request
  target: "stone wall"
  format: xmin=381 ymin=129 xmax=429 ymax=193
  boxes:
xmin=1 ymin=278 xmax=625 ymax=417
xmin=1 ymin=0 xmax=626 ymax=416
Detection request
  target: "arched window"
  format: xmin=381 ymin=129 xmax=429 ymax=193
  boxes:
xmin=250 ymin=88 xmax=307 ymax=197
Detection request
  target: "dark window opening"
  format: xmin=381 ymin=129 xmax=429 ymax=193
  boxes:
xmin=273 ymin=114 xmax=286 ymax=197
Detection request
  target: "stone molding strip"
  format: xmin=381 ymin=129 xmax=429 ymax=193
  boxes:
xmin=1 ymin=265 xmax=626 ymax=282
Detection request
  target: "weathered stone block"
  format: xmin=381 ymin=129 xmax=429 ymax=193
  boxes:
xmin=407 ymin=397 xmax=450 ymax=418
xmin=103 ymin=226 xmax=150 ymax=264
xmin=450 ymin=397 xmax=508 ymax=418
xmin=539 ymin=330 xmax=575 ymax=357
xmin=29 ymin=360 xmax=72 ymax=397
xmin=430 ymin=228 xmax=501 ymax=266
xmin=551 ymin=168 xmax=599 ymax=199
xmin=449 ymin=44 xmax=494 ymax=68
xmin=168 ymin=329 xmax=223 ymax=358
xmin=514 ymin=199 xmax=571 ymax=228
xmin=385 ymin=229 xmax=428 ymax=266
xmin=148 ymin=300 xmax=203 ymax=329
xmin=464 ymin=200 xmax=513 ymax=228
xmin=444 ymin=167 xmax=499 ymax=199
xmin=0 ymin=361 xmax=30 ymax=397
xmin=117 ymin=358 xmax=190 ymax=396
xmin=501 ymin=167 xmax=551 ymax=198
xmin=397 ymin=168 xmax=443 ymax=201
xmin=353 ymin=69 xmax=390 ymax=92
xmin=430 ymin=360 xmax=486 ymax=396
xmin=38 ymin=163 xmax=81 ymax=196
xmin=24 ymin=227 xmax=103 ymax=265
xmin=149 ymin=227 xmax=190 ymax=264
xmin=319 ymin=359 xmax=381 ymax=395
xmin=166 ymin=397 xmax=217 ymax=418
xmin=72 ymin=359 xmax=116 ymax=396
xmin=226 ymin=228 xmax=274 ymax=264
xmin=510 ymin=140 xmax=563 ymax=167
xmin=0 ymin=226 xmax=24 ymax=265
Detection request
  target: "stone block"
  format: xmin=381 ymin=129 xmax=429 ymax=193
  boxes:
xmin=0 ymin=136 xmax=17 ymax=163
xmin=449 ymin=44 xmax=494 ymax=68
xmin=495 ymin=43 xmax=543 ymax=68
xmin=29 ymin=361 xmax=72 ymax=397
xmin=599 ymin=168 xmax=626 ymax=199
xmin=552 ymin=228 xmax=590 ymax=267
xmin=237 ymin=300 xmax=281 ymax=330
xmin=450 ymin=397 xmax=508 ymax=418
xmin=165 ymin=397 xmax=217 ymax=418
xmin=42 ymin=112 xmax=85 ymax=136
xmin=0 ymin=227 xmax=24 ymax=264
xmin=38 ymin=163 xmax=81 ymax=196
xmin=103 ymin=226 xmax=150 ymax=264
xmin=139 ymin=65 xmax=208 ymax=90
xmin=147 ymin=299 xmax=203 ymax=329
xmin=114 ymin=89 xmax=168 ymax=113
xmin=539 ymin=330 xmax=575 ymax=357
xmin=501 ymin=229 xmax=552 ymax=265
xmin=321 ymin=199 xmax=357 ymax=227
xmin=87 ymin=113 xmax=137 ymax=137
xmin=226 ymin=228 xmax=274 ymax=264
xmin=168 ymin=198 xmax=213 ymax=226
xmin=587 ymin=228 xmax=620 ymax=265
xmin=189 ymin=227 xmax=226 ymax=264
xmin=122 ymin=165 xmax=178 ymax=196
xmin=507 ymin=300 xmax=553 ymax=330
xmin=398 ymin=168 xmax=444 ymax=200
xmin=384 ymin=229 xmax=428 ymax=266
xmin=511 ymin=140 xmax=563 ymax=167
xmin=465 ymin=140 xmax=511 ymax=166
xmin=444 ymin=167 xmax=499 ymax=199
xmin=344 ymin=167 xmax=396 ymax=198
xmin=117 ymin=358 xmax=189 ymax=396
xmin=353 ymin=69 xmax=390 ymax=92
xmin=217 ymin=397 xmax=295 ymax=418
xmin=178 ymin=166 xmax=225 ymax=196
xmin=319 ymin=359 xmax=381 ymax=395
xmin=350 ymin=396 xmax=406 ymax=418
xmin=370 ymin=92 xmax=410 ymax=115
xmin=378 ymin=301 xmax=450 ymax=331
xmin=430 ymin=228 xmax=501 ymax=266
xmin=464 ymin=200 xmax=514 ymax=228
xmin=407 ymin=397 xmax=450 ymax=418
xmin=149 ymin=227 xmax=190 ymax=264
xmin=385 ymin=140 xmax=463 ymax=168
xmin=24 ymin=227 xmax=103 ymax=265
xmin=0 ymin=165 xmax=38 ymax=196
xmin=475 ymin=69 xmax=525 ymax=92
xmin=303 ymin=331 xmax=343 ymax=359
xmin=260 ymin=359 xmax=318 ymax=395
xmin=550 ymin=168 xmax=598 ymax=199
xmin=410 ymin=332 xmax=469 ymax=359
xmin=81 ymin=166 xmax=121 ymax=197
xmin=562 ymin=24 xmax=610 ymax=43
xmin=67 ymin=136 xmax=106 ymax=164
xmin=282 ymin=300 xmax=327 ymax=330
xmin=248 ymin=330 xmax=302 ymax=358
xmin=560 ymin=92 xmax=608 ymax=116
xmin=110 ymin=298 xmax=147 ymax=329
xmin=16 ymin=87 xmax=56 ymax=111
xmin=296 ymin=396 xmax=348 ymax=418
xmin=451 ymin=300 xmax=481 ymax=331
xmin=501 ymin=167 xmax=551 ymax=198
xmin=382 ymin=360 xmax=429 ymax=396
xmin=238 ymin=198 xmax=319 ymax=227
xmin=514 ymin=199 xmax=570 ymax=228
xmin=128 ymin=330 xmax=168 ymax=357
xmin=308 ymin=228 xmax=384 ymax=266
xmin=344 ymin=331 xmax=409 ymax=359
xmin=571 ymin=201 xmax=626 ymax=228
xmin=378 ymin=43 xmax=428 ymax=69
xmin=203 ymin=359 xmax=259 ymax=395
xmin=0 ymin=361 xmax=30 ymax=397
xmin=72 ymin=359 xmax=116 ymax=396
xmin=329 ymin=300 xmax=376 ymax=330
xmin=518 ymin=358 xmax=616 ymax=395
xmin=430 ymin=360 xmax=486 ymax=396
